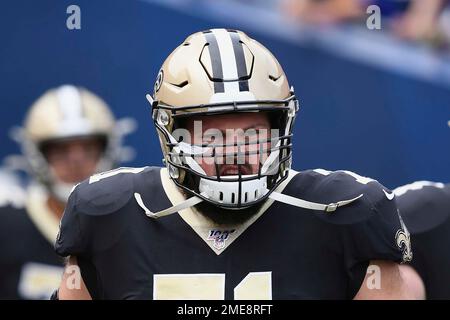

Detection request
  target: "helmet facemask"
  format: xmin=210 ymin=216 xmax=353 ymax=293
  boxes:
xmin=151 ymin=92 xmax=299 ymax=210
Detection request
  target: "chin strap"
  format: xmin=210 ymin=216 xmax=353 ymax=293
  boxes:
xmin=134 ymin=192 xmax=204 ymax=218
xmin=135 ymin=191 xmax=364 ymax=219
xmin=268 ymin=191 xmax=363 ymax=213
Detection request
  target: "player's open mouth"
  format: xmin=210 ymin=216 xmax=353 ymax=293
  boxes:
xmin=220 ymin=165 xmax=252 ymax=176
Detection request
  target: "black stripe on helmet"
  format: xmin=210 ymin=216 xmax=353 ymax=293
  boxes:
xmin=229 ymin=31 xmax=249 ymax=92
xmin=203 ymin=30 xmax=225 ymax=93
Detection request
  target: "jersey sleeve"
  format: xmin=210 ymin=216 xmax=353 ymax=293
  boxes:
xmin=339 ymin=182 xmax=412 ymax=298
xmin=55 ymin=168 xmax=138 ymax=258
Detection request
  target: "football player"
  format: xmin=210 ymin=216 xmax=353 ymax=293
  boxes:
xmin=0 ymin=85 xmax=133 ymax=299
xmin=394 ymin=180 xmax=450 ymax=299
xmin=55 ymin=29 xmax=415 ymax=300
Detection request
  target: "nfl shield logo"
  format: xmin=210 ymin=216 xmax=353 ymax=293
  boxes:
xmin=207 ymin=229 xmax=235 ymax=250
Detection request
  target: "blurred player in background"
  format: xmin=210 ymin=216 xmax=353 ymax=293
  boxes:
xmin=282 ymin=0 xmax=449 ymax=48
xmin=394 ymin=121 xmax=450 ymax=299
xmin=0 ymin=85 xmax=134 ymax=299
xmin=55 ymin=29 xmax=413 ymax=300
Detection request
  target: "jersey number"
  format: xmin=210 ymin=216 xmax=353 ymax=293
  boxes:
xmin=153 ymin=272 xmax=272 ymax=300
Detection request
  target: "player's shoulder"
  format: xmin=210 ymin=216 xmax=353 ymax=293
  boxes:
xmin=69 ymin=166 xmax=161 ymax=216
xmin=294 ymin=168 xmax=392 ymax=206
xmin=56 ymin=166 xmax=164 ymax=257
xmin=0 ymin=204 xmax=29 ymax=231
xmin=394 ymin=181 xmax=450 ymax=202
xmin=394 ymin=181 xmax=450 ymax=233
xmin=286 ymin=168 xmax=395 ymax=224
xmin=283 ymin=168 xmax=411 ymax=264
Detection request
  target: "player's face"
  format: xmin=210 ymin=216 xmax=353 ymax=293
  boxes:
xmin=184 ymin=112 xmax=271 ymax=177
xmin=43 ymin=137 xmax=104 ymax=184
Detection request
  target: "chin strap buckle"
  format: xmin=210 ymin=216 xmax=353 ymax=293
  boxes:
xmin=325 ymin=203 xmax=338 ymax=212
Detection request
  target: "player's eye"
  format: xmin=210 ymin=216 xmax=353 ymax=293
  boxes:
xmin=203 ymin=134 xmax=216 ymax=144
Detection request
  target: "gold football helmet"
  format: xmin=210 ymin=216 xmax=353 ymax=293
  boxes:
xmin=10 ymin=85 xmax=135 ymax=202
xmin=148 ymin=29 xmax=299 ymax=209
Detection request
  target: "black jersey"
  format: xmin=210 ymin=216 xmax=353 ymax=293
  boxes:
xmin=55 ymin=167 xmax=410 ymax=300
xmin=395 ymin=181 xmax=450 ymax=299
xmin=0 ymin=185 xmax=64 ymax=299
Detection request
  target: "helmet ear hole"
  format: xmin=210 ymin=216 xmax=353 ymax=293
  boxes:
xmin=157 ymin=110 xmax=170 ymax=126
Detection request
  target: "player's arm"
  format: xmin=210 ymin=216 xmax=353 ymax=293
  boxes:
xmin=354 ymin=260 xmax=424 ymax=300
xmin=57 ymin=256 xmax=92 ymax=300
xmin=399 ymin=264 xmax=426 ymax=300
xmin=55 ymin=175 xmax=134 ymax=300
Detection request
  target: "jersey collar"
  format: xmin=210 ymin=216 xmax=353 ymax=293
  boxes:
xmin=160 ymin=168 xmax=298 ymax=255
